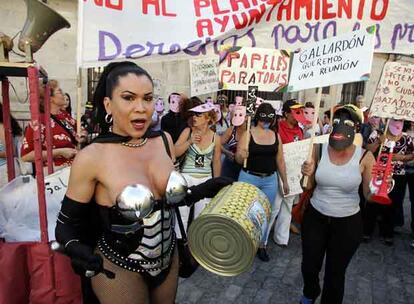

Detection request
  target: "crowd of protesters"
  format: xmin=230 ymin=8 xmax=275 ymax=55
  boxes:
xmin=2 ymin=68 xmax=414 ymax=304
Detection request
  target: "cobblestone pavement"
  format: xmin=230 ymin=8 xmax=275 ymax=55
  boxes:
xmin=176 ymin=202 xmax=414 ymax=304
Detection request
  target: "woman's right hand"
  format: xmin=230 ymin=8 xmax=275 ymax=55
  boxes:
xmin=191 ymin=132 xmax=202 ymax=144
xmin=301 ymin=160 xmax=315 ymax=177
xmin=58 ymin=148 xmax=78 ymax=159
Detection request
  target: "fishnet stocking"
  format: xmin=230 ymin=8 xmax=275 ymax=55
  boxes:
xmin=91 ymin=251 xmax=179 ymax=304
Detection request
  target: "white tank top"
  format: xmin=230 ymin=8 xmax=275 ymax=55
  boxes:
xmin=311 ymin=144 xmax=362 ymax=217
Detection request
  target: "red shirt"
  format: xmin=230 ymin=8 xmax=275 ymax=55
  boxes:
xmin=21 ymin=111 xmax=77 ymax=166
xmin=278 ymin=120 xmax=303 ymax=144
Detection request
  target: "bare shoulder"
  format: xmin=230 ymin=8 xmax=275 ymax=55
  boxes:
xmin=71 ymin=143 xmax=105 ymax=176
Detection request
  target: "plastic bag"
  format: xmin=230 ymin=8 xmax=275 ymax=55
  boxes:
xmin=0 ymin=167 xmax=70 ymax=242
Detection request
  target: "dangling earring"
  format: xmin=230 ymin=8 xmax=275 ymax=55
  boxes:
xmin=105 ymin=113 xmax=113 ymax=124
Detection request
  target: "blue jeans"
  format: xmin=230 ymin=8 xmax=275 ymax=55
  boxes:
xmin=238 ymin=170 xmax=278 ymax=245
xmin=221 ymin=156 xmax=241 ymax=181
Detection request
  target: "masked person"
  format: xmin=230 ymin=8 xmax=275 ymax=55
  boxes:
xmin=302 ymin=102 xmax=322 ymax=138
xmin=221 ymin=105 xmax=246 ymax=180
xmin=236 ymin=103 xmax=289 ymax=262
xmin=54 ymin=62 xmax=231 ymax=304
xmin=161 ymin=93 xmax=187 ymax=143
xmin=300 ymin=104 xmax=375 ymax=304
xmin=273 ymin=100 xmax=309 ymax=247
xmin=363 ymin=118 xmax=414 ymax=245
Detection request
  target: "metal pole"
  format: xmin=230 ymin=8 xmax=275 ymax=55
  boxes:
xmin=1 ymin=78 xmax=16 ymax=181
xmin=27 ymin=66 xmax=49 ymax=244
xmin=43 ymin=81 xmax=53 ymax=174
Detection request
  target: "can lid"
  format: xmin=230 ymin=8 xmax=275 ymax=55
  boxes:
xmin=188 ymin=214 xmax=255 ymax=277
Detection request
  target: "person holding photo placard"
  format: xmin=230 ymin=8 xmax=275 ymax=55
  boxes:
xmin=236 ymin=103 xmax=289 ymax=262
xmin=300 ymin=104 xmax=375 ymax=304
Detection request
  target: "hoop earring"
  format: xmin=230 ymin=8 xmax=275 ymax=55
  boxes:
xmin=105 ymin=113 xmax=113 ymax=124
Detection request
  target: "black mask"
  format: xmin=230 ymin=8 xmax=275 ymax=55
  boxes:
xmin=329 ymin=112 xmax=355 ymax=150
xmin=256 ymin=110 xmax=275 ymax=124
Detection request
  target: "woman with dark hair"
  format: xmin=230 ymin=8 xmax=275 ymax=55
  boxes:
xmin=0 ymin=103 xmax=22 ymax=186
xmin=54 ymin=61 xmax=230 ymax=304
xmin=300 ymin=105 xmax=375 ymax=304
xmin=236 ymin=102 xmax=289 ymax=261
xmin=63 ymin=93 xmax=73 ymax=115
xmin=21 ymin=80 xmax=78 ymax=170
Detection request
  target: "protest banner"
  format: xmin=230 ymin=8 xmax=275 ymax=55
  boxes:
xmin=369 ymin=62 xmax=414 ymax=121
xmin=282 ymin=135 xmax=329 ymax=197
xmin=219 ymin=47 xmax=290 ymax=92
xmin=190 ymin=57 xmax=219 ymax=96
xmin=288 ymin=27 xmax=376 ymax=92
xmin=78 ymin=1 xmax=414 ymax=67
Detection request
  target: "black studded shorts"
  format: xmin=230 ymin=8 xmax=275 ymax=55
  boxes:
xmin=97 ymin=235 xmax=176 ymax=289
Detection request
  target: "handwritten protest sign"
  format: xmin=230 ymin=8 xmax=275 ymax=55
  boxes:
xmin=190 ymin=57 xmax=219 ymax=96
xmin=288 ymin=28 xmax=375 ymax=92
xmin=0 ymin=167 xmax=70 ymax=242
xmin=282 ymin=135 xmax=329 ymax=197
xmin=370 ymin=62 xmax=414 ymax=121
xmin=219 ymin=47 xmax=290 ymax=92
xmin=79 ymin=1 xmax=413 ymax=67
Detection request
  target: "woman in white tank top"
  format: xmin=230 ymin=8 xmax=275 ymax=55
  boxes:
xmin=299 ymin=105 xmax=375 ymax=304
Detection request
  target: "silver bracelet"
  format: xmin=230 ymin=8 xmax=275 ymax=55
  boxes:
xmin=64 ymin=239 xmax=80 ymax=249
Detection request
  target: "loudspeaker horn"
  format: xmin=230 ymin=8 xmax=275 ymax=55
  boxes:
xmin=18 ymin=0 xmax=70 ymax=61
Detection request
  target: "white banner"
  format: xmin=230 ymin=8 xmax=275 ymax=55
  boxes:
xmin=190 ymin=57 xmax=219 ymax=96
xmin=0 ymin=168 xmax=70 ymax=242
xmin=288 ymin=28 xmax=375 ymax=92
xmin=370 ymin=62 xmax=414 ymax=121
xmin=219 ymin=47 xmax=290 ymax=92
xmin=78 ymin=1 xmax=414 ymax=67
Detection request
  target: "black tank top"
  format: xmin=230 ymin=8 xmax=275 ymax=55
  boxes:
xmin=246 ymin=134 xmax=278 ymax=174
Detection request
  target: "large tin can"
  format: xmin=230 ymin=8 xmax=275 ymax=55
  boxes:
xmin=188 ymin=182 xmax=270 ymax=276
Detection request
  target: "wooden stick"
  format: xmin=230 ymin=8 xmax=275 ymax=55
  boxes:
xmin=376 ymin=118 xmax=390 ymax=162
xmin=302 ymin=88 xmax=323 ymax=187
xmin=76 ymin=68 xmax=82 ymax=141
xmin=243 ymin=115 xmax=252 ymax=168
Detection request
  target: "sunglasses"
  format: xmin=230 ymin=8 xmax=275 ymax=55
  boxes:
xmin=333 ymin=118 xmax=355 ymax=127
xmin=259 ymin=112 xmax=275 ymax=119
xmin=193 ymin=112 xmax=204 ymax=117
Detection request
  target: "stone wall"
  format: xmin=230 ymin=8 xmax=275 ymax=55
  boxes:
xmin=0 ymin=0 xmax=79 ymax=120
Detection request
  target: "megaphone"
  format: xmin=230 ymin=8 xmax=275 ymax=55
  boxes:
xmin=18 ymin=0 xmax=71 ymax=62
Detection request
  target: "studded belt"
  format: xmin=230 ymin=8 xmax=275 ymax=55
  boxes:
xmin=97 ymin=234 xmax=176 ymax=274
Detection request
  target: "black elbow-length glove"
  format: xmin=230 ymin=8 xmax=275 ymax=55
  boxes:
xmin=55 ymin=196 xmax=104 ymax=277
xmin=184 ymin=176 xmax=233 ymax=206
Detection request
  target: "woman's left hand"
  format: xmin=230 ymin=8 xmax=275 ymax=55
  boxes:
xmin=301 ymin=160 xmax=315 ymax=177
